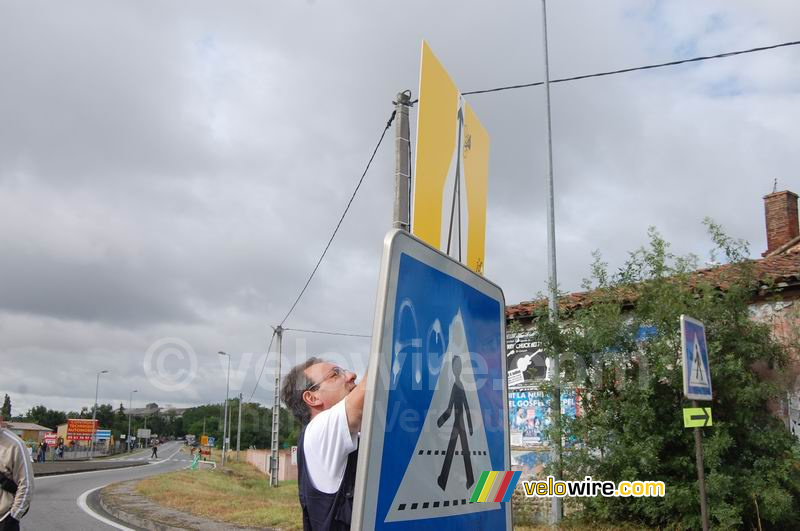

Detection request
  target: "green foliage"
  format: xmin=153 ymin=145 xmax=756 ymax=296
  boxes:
xmin=24 ymin=405 xmax=66 ymax=430
xmin=1 ymin=394 xmax=11 ymax=419
xmin=532 ymin=226 xmax=800 ymax=530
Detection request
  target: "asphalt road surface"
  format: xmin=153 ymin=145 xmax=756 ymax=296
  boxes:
xmin=24 ymin=441 xmax=190 ymax=530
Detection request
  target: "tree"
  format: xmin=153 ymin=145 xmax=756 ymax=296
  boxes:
xmin=1 ymin=394 xmax=11 ymax=418
xmin=531 ymin=226 xmax=800 ymax=529
xmin=25 ymin=406 xmax=66 ymax=430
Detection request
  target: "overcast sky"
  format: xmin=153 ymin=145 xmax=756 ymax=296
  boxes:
xmin=2 ymin=0 xmax=799 ymax=418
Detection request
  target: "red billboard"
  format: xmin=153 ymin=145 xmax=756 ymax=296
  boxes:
xmin=66 ymin=419 xmax=98 ymax=441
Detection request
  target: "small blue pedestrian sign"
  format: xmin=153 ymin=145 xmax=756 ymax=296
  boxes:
xmin=681 ymin=315 xmax=712 ymax=401
xmin=207 ymin=436 xmax=216 ymax=447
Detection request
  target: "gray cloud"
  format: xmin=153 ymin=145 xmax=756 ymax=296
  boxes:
xmin=1 ymin=0 xmax=799 ymax=416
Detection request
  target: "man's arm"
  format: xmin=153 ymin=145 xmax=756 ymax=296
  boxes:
xmin=344 ymin=371 xmax=368 ymax=433
xmin=7 ymin=433 xmax=33 ymax=521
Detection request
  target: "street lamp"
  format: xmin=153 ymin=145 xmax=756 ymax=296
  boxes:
xmin=127 ymin=390 xmax=138 ymax=452
xmin=90 ymin=369 xmax=109 ymax=459
xmin=218 ymin=351 xmax=231 ymax=468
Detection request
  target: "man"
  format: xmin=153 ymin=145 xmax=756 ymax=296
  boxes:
xmin=150 ymin=441 xmax=158 ymax=459
xmin=281 ymin=357 xmax=367 ymax=531
xmin=0 ymin=416 xmax=33 ymax=531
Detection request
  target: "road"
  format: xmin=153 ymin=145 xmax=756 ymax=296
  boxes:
xmin=24 ymin=441 xmax=190 ymax=530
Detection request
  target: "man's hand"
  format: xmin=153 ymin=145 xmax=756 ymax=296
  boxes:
xmin=344 ymin=371 xmax=368 ymax=433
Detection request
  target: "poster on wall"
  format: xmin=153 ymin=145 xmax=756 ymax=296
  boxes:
xmin=508 ymin=389 xmax=581 ymax=447
xmin=506 ymin=332 xmax=547 ymax=384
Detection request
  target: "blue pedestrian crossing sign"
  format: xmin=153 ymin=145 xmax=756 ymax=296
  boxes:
xmin=681 ymin=315 xmax=713 ymax=401
xmin=352 ymin=230 xmax=511 ymax=530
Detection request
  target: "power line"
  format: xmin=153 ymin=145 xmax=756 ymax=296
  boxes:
xmin=248 ymin=329 xmax=276 ymax=401
xmin=279 ymin=109 xmax=397 ymax=327
xmin=283 ymin=327 xmax=371 ymax=338
xmin=409 ymin=39 xmax=800 ymax=103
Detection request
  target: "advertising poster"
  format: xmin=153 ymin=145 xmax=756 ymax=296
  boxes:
xmin=508 ymin=389 xmax=580 ymax=447
xmin=66 ymin=418 xmax=98 ymax=441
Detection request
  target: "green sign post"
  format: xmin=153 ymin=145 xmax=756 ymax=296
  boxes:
xmin=681 ymin=315 xmax=713 ymax=531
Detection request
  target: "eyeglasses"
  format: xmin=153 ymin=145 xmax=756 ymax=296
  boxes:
xmin=305 ymin=366 xmax=348 ymax=392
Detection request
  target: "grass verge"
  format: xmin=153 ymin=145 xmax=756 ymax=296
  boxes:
xmin=135 ymin=450 xmax=302 ymax=530
xmin=135 ymin=449 xmax=653 ymax=530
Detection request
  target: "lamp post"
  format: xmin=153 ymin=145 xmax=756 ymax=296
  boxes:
xmin=90 ymin=369 xmax=109 ymax=459
xmin=218 ymin=351 xmax=231 ymax=468
xmin=127 ymin=389 xmax=138 ymax=452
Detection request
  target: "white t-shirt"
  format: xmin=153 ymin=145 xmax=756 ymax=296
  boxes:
xmin=303 ymin=398 xmax=359 ymax=494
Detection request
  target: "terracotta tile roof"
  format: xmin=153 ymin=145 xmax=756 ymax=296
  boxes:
xmin=506 ymin=251 xmax=800 ymax=320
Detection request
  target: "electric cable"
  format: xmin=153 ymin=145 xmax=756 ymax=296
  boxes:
xmin=278 ymin=110 xmax=397 ymax=327
xmin=248 ymin=329 xmax=277 ymax=402
xmin=283 ymin=328 xmax=371 ymax=338
xmin=408 ymin=39 xmax=800 ymax=103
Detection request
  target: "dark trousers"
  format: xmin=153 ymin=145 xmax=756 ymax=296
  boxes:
xmin=1 ymin=517 xmax=20 ymax=531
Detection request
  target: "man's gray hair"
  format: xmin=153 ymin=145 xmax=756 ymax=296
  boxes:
xmin=281 ymin=357 xmax=324 ymax=426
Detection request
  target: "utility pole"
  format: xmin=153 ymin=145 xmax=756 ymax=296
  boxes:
xmin=270 ymin=325 xmax=283 ymax=487
xmin=393 ymin=90 xmax=411 ymax=231
xmin=540 ymin=0 xmax=562 ymax=524
xmin=236 ymin=393 xmax=243 ymax=462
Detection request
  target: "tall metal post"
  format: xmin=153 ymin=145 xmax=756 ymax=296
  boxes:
xmin=127 ymin=389 xmax=137 ymax=452
xmin=270 ymin=325 xmax=283 ymax=487
xmin=90 ymin=370 xmax=108 ymax=460
xmin=218 ymin=351 xmax=231 ymax=468
xmin=540 ymin=0 xmax=562 ymax=523
xmin=393 ymin=91 xmax=411 ymax=231
xmin=237 ymin=393 xmax=243 ymax=462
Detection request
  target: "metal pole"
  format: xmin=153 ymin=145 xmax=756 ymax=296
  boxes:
xmin=237 ymin=393 xmax=243 ymax=462
xmin=692 ymin=400 xmax=710 ymax=531
xmin=219 ymin=352 xmax=231 ymax=468
xmin=127 ymin=389 xmax=137 ymax=452
xmin=270 ymin=325 xmax=283 ymax=487
xmin=90 ymin=370 xmax=107 ymax=460
xmin=540 ymin=0 xmax=562 ymax=523
xmin=393 ymin=91 xmax=411 ymax=231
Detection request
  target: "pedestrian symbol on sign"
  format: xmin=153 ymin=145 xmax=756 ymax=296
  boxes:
xmin=689 ymin=336 xmax=710 ymax=388
xmin=436 ymin=356 xmax=475 ymax=491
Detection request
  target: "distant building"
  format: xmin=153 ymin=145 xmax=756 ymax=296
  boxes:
xmin=6 ymin=422 xmax=53 ymax=444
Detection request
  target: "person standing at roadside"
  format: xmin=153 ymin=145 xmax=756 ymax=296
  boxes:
xmin=0 ymin=416 xmax=33 ymax=531
xmin=281 ymin=357 xmax=366 ymax=531
xmin=150 ymin=441 xmax=158 ymax=459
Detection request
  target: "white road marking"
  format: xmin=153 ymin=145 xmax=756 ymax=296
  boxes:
xmin=77 ymin=485 xmax=136 ymax=531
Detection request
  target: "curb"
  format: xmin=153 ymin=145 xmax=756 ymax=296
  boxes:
xmin=99 ymin=480 xmax=270 ymax=531
xmin=34 ymin=461 xmax=148 ymax=477
xmin=100 ymin=486 xmax=182 ymax=531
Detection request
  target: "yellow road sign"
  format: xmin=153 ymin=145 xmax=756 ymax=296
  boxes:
xmin=412 ymin=41 xmax=490 ymax=274
xmin=683 ymin=407 xmax=712 ymax=428
xmin=200 ymin=435 xmax=209 ymax=446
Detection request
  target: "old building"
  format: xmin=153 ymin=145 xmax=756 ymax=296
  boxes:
xmin=505 ymin=189 xmax=800 ymax=442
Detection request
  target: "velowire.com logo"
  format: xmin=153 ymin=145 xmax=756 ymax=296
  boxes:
xmin=469 ymin=471 xmax=522 ymax=503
